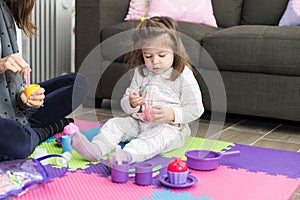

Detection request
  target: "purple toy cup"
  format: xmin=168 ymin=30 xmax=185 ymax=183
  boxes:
xmin=111 ymin=161 xmax=129 ymax=183
xmin=135 ymin=162 xmax=153 ymax=186
xmin=143 ymin=106 xmax=153 ymax=121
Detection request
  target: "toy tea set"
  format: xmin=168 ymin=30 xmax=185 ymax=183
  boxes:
xmin=110 ymin=148 xmax=240 ymax=188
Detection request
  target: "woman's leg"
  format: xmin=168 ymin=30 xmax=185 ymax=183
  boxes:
xmin=0 ymin=118 xmax=40 ymax=161
xmin=28 ymin=73 xmax=89 ymax=127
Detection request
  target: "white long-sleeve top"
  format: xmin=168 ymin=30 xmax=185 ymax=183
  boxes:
xmin=121 ymin=66 xmax=204 ymax=125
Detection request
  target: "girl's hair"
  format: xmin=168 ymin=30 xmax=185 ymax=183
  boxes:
xmin=128 ymin=16 xmax=192 ymax=81
xmin=6 ymin=0 xmax=37 ymax=37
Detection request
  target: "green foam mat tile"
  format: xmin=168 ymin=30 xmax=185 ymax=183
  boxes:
xmin=162 ymin=136 xmax=234 ymax=159
xmin=30 ymin=137 xmax=99 ymax=171
xmin=30 ymin=136 xmax=233 ymax=170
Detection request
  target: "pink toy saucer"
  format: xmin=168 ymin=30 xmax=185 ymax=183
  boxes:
xmin=159 ymin=174 xmax=198 ymax=188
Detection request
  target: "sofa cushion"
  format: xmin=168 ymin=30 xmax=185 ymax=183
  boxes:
xmin=202 ymin=25 xmax=300 ymax=76
xmin=101 ymin=21 xmax=219 ymax=61
xmin=177 ymin=22 xmax=220 ymax=42
xmin=241 ymin=0 xmax=289 ymax=25
xmin=101 ymin=21 xmax=139 ymax=42
xmin=212 ymin=0 xmax=244 ymax=27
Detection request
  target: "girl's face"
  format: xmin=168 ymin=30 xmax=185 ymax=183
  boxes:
xmin=141 ymin=36 xmax=174 ymax=75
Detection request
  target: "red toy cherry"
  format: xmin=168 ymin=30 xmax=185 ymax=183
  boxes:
xmin=167 ymin=158 xmax=188 ymax=172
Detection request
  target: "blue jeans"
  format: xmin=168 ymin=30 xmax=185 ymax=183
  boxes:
xmin=0 ymin=73 xmax=89 ymax=161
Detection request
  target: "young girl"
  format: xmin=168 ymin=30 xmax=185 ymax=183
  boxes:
xmin=72 ymin=16 xmax=204 ymax=163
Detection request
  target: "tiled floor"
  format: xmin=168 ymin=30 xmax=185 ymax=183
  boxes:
xmin=69 ymin=100 xmax=300 ymax=199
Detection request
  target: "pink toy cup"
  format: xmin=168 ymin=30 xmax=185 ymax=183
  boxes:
xmin=63 ymin=123 xmax=79 ymax=135
xmin=143 ymin=106 xmax=152 ymax=121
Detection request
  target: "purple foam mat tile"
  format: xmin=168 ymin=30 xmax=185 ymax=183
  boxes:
xmin=130 ymin=155 xmax=172 ymax=170
xmin=153 ymin=167 xmax=168 ymax=188
xmin=44 ymin=164 xmax=69 ymax=178
xmin=84 ymin=160 xmax=111 ymax=178
xmin=220 ymin=143 xmax=300 ymax=178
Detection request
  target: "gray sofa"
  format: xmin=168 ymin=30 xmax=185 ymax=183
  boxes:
xmin=75 ymin=0 xmax=300 ymax=121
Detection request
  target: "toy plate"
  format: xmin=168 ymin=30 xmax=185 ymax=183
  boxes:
xmin=159 ymin=174 xmax=198 ymax=188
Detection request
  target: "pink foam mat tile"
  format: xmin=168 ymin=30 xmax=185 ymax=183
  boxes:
xmin=14 ymin=170 xmax=156 ymax=200
xmin=14 ymin=166 xmax=300 ymax=200
xmin=182 ymin=165 xmax=300 ymax=200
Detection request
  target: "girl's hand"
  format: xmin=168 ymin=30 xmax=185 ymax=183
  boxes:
xmin=129 ymin=92 xmax=145 ymax=108
xmin=20 ymin=87 xmax=45 ymax=108
xmin=0 ymin=53 xmax=30 ymax=78
xmin=151 ymin=105 xmax=175 ymax=122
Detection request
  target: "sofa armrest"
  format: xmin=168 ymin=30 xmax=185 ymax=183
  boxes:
xmin=75 ymin=0 xmax=130 ymax=71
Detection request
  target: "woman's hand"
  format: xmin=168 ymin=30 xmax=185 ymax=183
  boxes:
xmin=151 ymin=105 xmax=175 ymax=122
xmin=20 ymin=87 xmax=45 ymax=108
xmin=0 ymin=53 xmax=30 ymax=78
xmin=129 ymin=92 xmax=145 ymax=108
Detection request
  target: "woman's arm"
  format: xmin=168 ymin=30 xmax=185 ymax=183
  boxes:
xmin=0 ymin=53 xmax=29 ymax=77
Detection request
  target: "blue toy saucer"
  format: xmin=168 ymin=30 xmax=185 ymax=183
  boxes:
xmin=159 ymin=174 xmax=198 ymax=188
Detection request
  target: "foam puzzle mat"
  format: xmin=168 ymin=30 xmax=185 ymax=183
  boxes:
xmin=11 ymin=119 xmax=300 ymax=200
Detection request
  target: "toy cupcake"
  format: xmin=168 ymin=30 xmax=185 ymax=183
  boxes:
xmin=167 ymin=158 xmax=189 ymax=184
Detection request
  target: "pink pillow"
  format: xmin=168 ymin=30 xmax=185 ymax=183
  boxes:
xmin=279 ymin=0 xmax=300 ymax=26
xmin=124 ymin=0 xmax=150 ymax=21
xmin=147 ymin=0 xmax=218 ymax=27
